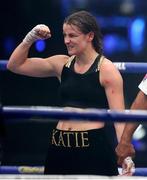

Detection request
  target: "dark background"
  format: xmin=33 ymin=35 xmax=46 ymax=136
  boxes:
xmin=0 ymin=0 xmax=147 ymax=167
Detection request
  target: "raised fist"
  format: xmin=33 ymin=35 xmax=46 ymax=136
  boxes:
xmin=23 ymin=24 xmax=51 ymax=45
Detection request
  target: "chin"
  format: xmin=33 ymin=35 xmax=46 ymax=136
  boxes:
xmin=68 ymin=51 xmax=75 ymax=56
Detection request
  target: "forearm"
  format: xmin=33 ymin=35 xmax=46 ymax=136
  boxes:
xmin=119 ymin=91 xmax=146 ymax=143
xmin=115 ymin=123 xmax=136 ymax=165
xmin=120 ymin=123 xmax=139 ymax=144
xmin=115 ymin=91 xmax=147 ymax=164
xmin=121 ymin=90 xmax=147 ymax=143
xmin=114 ymin=122 xmax=126 ymax=142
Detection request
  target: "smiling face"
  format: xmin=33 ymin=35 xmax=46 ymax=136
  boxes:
xmin=63 ymin=11 xmax=103 ymax=55
xmin=63 ymin=23 xmax=92 ymax=56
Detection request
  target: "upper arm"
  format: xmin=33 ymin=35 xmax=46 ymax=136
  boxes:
xmin=100 ymin=59 xmax=125 ymax=141
xmin=100 ymin=59 xmax=125 ymax=110
xmin=9 ymin=55 xmax=69 ymax=78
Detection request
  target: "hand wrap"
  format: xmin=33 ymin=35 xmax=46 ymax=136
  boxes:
xmin=121 ymin=156 xmax=135 ymax=176
xmin=23 ymin=24 xmax=51 ymax=45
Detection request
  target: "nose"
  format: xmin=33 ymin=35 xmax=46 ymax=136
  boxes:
xmin=64 ymin=36 xmax=70 ymax=44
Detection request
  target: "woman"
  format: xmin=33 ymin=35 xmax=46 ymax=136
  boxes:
xmin=7 ymin=10 xmax=132 ymax=175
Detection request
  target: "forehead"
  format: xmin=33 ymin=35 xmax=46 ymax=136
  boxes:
xmin=63 ymin=23 xmax=82 ymax=34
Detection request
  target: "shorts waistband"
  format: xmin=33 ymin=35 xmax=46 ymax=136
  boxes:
xmin=50 ymin=128 xmax=106 ymax=148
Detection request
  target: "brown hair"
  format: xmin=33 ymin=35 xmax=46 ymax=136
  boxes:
xmin=64 ymin=10 xmax=103 ymax=54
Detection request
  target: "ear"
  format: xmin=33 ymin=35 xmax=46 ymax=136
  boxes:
xmin=87 ymin=32 xmax=94 ymax=41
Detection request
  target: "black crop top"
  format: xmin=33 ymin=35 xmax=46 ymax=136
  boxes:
xmin=58 ymin=55 xmax=109 ymax=109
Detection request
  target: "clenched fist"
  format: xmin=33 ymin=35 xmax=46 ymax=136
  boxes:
xmin=23 ymin=24 xmax=51 ymax=45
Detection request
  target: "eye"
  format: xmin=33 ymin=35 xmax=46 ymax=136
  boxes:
xmin=69 ymin=34 xmax=75 ymax=38
xmin=69 ymin=33 xmax=79 ymax=38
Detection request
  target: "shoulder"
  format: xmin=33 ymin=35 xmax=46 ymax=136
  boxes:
xmin=45 ymin=54 xmax=72 ymax=78
xmin=45 ymin=54 xmax=70 ymax=70
xmin=100 ymin=57 xmax=117 ymax=73
xmin=100 ymin=57 xmax=123 ymax=87
xmin=46 ymin=54 xmax=69 ymax=64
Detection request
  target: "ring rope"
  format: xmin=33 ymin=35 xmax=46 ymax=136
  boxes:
xmin=0 ymin=166 xmax=147 ymax=176
xmin=1 ymin=60 xmax=147 ymax=73
xmin=2 ymin=106 xmax=147 ymax=122
xmin=0 ymin=60 xmax=7 ymax=71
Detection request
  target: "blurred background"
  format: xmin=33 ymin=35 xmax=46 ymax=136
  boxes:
xmin=0 ymin=0 xmax=147 ymax=168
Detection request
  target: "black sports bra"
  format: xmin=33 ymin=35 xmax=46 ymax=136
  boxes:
xmin=58 ymin=55 xmax=108 ymax=109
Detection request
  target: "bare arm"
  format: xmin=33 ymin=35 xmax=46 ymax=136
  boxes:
xmin=100 ymin=59 xmax=135 ymax=175
xmin=119 ymin=91 xmax=147 ymax=144
xmin=116 ymin=90 xmax=147 ymax=164
xmin=100 ymin=58 xmax=125 ymax=142
xmin=7 ymin=24 xmax=69 ymax=78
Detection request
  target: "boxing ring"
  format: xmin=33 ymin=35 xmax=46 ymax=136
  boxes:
xmin=0 ymin=60 xmax=147 ymax=179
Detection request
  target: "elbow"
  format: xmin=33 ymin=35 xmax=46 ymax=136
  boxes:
xmin=6 ymin=61 xmax=11 ymax=70
xmin=6 ymin=58 xmax=18 ymax=73
xmin=6 ymin=60 xmax=13 ymax=71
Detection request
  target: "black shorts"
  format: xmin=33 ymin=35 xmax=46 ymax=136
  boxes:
xmin=44 ymin=128 xmax=118 ymax=176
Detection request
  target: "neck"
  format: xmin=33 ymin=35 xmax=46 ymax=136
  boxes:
xmin=75 ymin=50 xmax=98 ymax=65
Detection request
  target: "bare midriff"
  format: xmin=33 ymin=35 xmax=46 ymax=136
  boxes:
xmin=56 ymin=121 xmax=105 ymax=131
